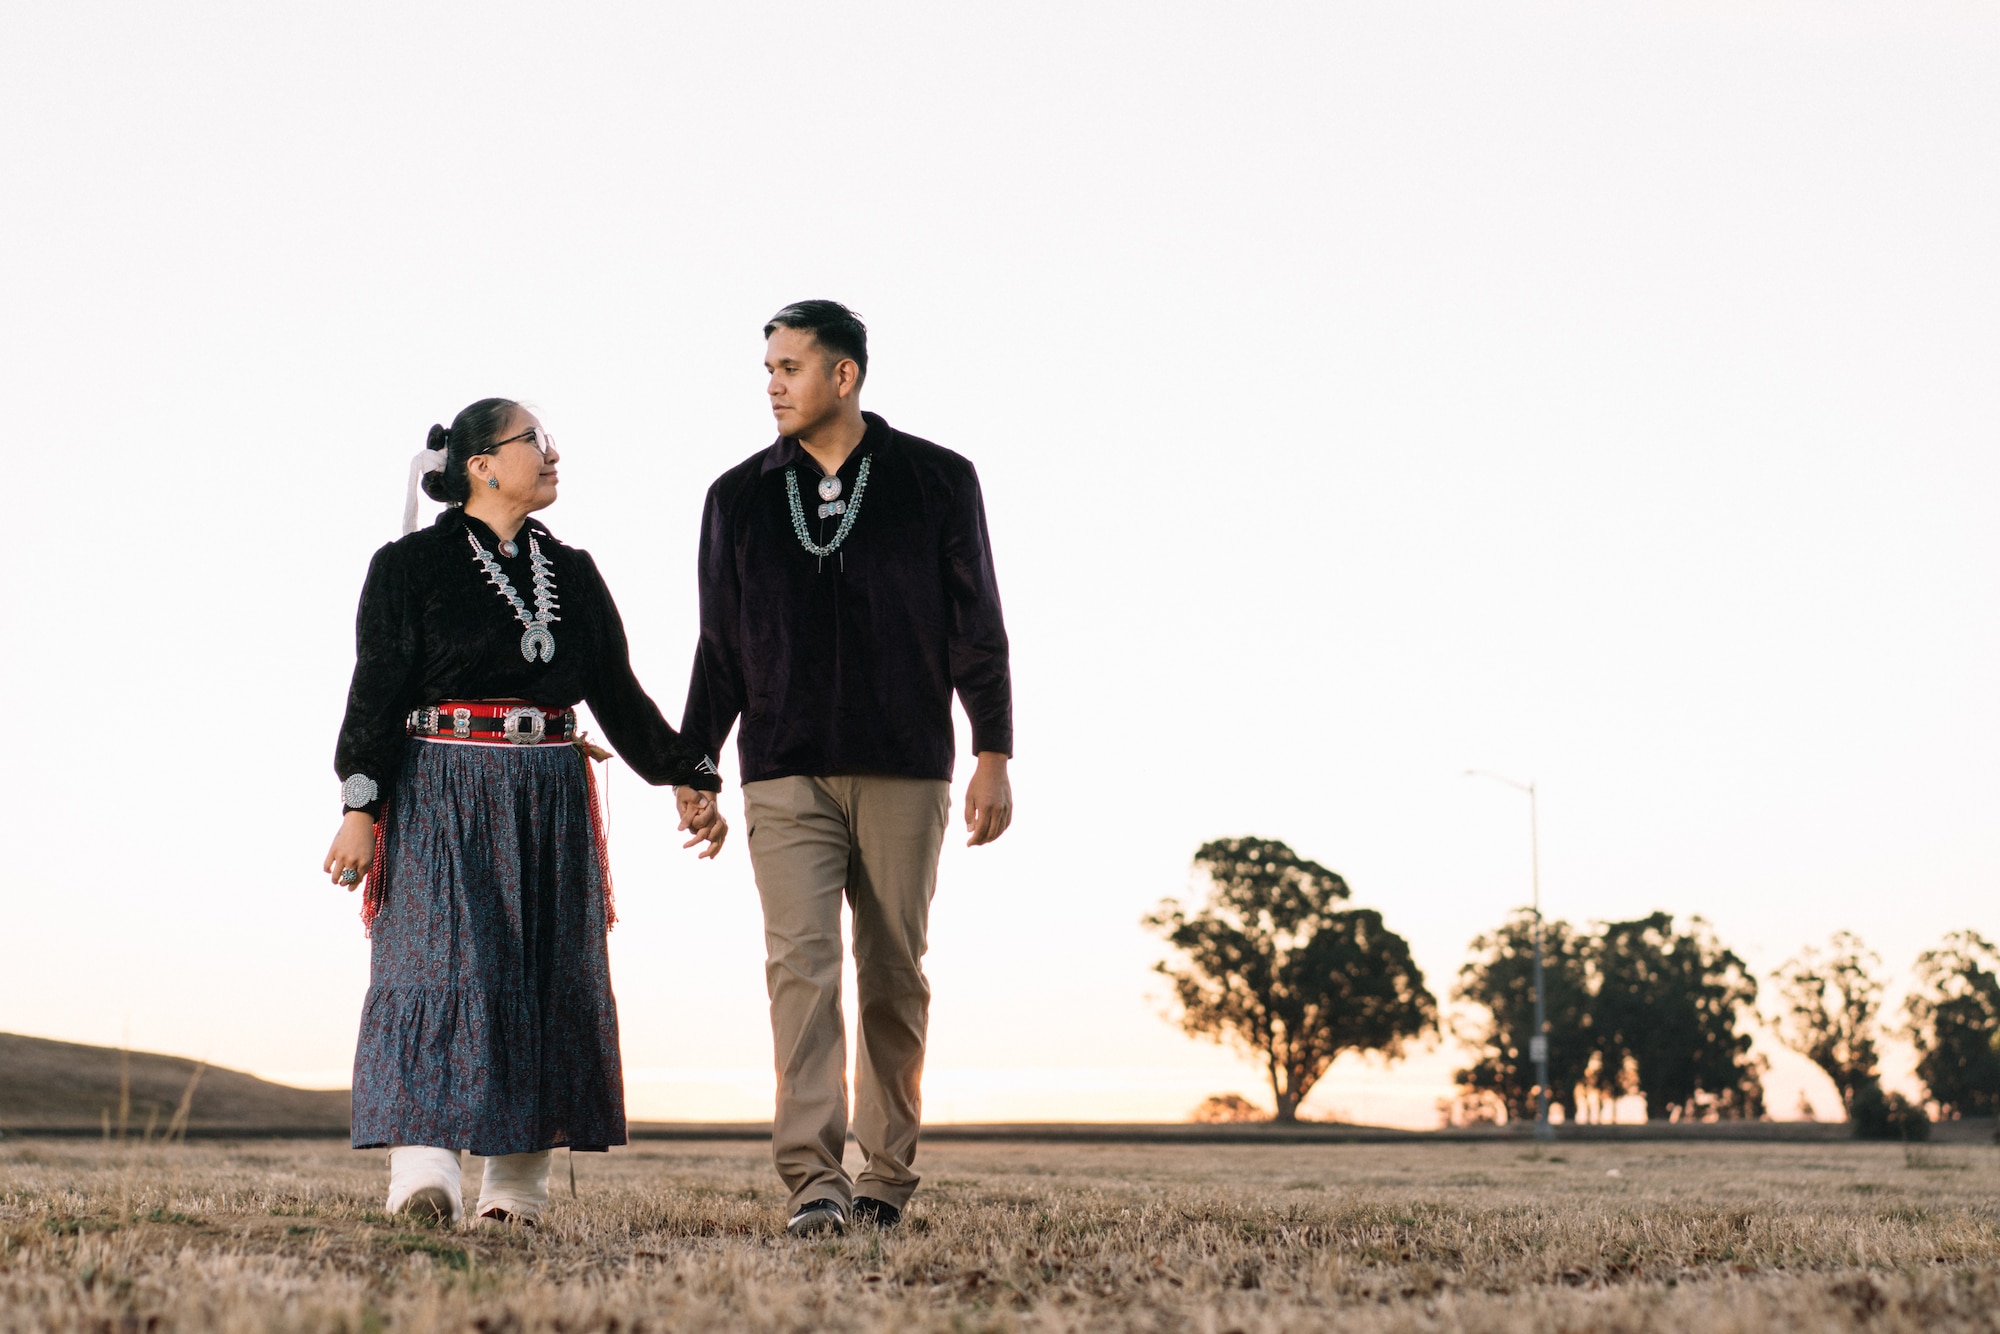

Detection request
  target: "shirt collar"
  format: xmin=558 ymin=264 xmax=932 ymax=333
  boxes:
xmin=759 ymin=411 xmax=890 ymax=477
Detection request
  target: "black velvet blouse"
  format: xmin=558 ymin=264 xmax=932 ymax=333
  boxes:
xmin=334 ymin=509 xmax=720 ymax=818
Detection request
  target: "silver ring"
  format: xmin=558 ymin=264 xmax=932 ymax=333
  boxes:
xmin=339 ymin=868 xmax=360 ymax=885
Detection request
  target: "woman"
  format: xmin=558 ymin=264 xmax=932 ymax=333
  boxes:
xmin=323 ymin=397 xmax=726 ymax=1226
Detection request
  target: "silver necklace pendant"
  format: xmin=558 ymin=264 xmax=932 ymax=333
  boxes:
xmin=818 ymin=475 xmax=842 ymax=503
xmin=467 ymin=529 xmax=561 ymax=662
xmin=499 ymin=539 xmax=519 ymax=558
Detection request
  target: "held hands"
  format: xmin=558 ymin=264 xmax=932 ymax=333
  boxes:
xmin=676 ymin=786 xmax=729 ymax=859
xmin=964 ymin=752 xmax=1013 ymax=847
xmin=324 ymin=811 xmax=375 ymax=888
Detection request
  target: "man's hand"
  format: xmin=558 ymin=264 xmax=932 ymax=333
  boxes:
xmin=323 ymin=810 xmax=376 ymax=888
xmin=963 ymin=752 xmax=1012 ymax=847
xmin=676 ymin=785 xmax=729 ymax=859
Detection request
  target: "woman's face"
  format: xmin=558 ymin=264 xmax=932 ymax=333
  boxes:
xmin=469 ymin=408 xmax=560 ymax=511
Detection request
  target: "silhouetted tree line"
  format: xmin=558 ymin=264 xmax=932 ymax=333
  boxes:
xmin=1146 ymin=836 xmax=1999 ymax=1134
xmin=1452 ymin=921 xmax=1997 ymax=1135
xmin=1451 ymin=910 xmax=1764 ymax=1125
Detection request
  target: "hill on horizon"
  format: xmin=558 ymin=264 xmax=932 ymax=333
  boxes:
xmin=0 ymin=1033 xmax=349 ymax=1132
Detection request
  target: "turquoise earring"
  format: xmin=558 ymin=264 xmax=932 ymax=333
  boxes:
xmin=486 ymin=477 xmax=500 ymax=489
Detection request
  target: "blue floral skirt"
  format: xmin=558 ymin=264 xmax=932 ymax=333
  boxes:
xmin=350 ymin=738 xmax=625 ymax=1156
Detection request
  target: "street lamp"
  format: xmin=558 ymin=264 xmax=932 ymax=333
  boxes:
xmin=1464 ymin=770 xmax=1554 ymax=1142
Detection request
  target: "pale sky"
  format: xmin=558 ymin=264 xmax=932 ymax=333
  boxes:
xmin=5 ymin=2 xmax=1995 ymax=1129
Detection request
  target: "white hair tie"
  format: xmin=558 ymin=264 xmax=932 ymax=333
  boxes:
xmin=403 ymin=447 xmax=448 ymax=535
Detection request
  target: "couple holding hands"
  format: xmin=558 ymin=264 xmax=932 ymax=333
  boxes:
xmin=321 ymin=301 xmax=1013 ymax=1236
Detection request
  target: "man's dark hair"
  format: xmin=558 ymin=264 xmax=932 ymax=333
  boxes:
xmin=765 ymin=299 xmax=868 ymax=386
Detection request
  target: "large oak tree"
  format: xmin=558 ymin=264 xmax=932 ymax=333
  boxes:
xmin=1145 ymin=837 xmax=1435 ymax=1123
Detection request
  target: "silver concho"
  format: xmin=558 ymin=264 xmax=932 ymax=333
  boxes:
xmin=785 ymin=457 xmax=873 ymax=560
xmin=521 ymin=622 xmax=556 ymax=662
xmin=502 ymin=706 xmax=547 ymax=744
xmin=818 ymin=475 xmax=842 ymax=503
xmin=341 ymin=773 xmax=380 ymax=809
xmin=453 ymin=707 xmax=473 ymax=739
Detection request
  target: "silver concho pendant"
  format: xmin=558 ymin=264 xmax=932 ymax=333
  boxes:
xmin=520 ymin=620 xmax=556 ymax=662
xmin=818 ymin=475 xmax=842 ymax=503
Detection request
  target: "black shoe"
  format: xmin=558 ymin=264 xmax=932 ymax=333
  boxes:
xmin=786 ymin=1198 xmax=847 ymax=1236
xmin=850 ymin=1197 xmax=902 ymax=1229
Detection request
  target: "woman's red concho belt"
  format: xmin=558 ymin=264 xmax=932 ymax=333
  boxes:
xmin=407 ymin=701 xmax=578 ymax=746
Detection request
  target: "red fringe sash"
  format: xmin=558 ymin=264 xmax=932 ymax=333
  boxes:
xmin=583 ymin=755 xmax=615 ymax=930
xmin=360 ymin=814 xmax=390 ymax=935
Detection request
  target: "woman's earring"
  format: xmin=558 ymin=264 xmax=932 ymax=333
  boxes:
xmin=486 ymin=477 xmax=500 ymax=489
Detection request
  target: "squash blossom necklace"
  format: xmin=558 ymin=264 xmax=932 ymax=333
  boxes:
xmin=467 ymin=529 xmax=561 ymax=661
xmin=786 ymin=456 xmax=872 ymax=572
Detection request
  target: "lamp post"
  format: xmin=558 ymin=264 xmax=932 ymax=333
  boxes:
xmin=1464 ymin=770 xmax=1553 ymax=1142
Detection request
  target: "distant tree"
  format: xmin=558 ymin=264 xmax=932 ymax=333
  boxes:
xmin=1846 ymin=1083 xmax=1932 ymax=1142
xmin=1452 ymin=911 xmax=1593 ymax=1124
xmin=1190 ymin=1093 xmax=1266 ymax=1124
xmin=1769 ymin=933 xmax=1932 ymax=1141
xmin=1771 ymin=932 xmax=1886 ymax=1117
xmin=1903 ymin=930 xmax=2000 ymax=1119
xmin=1145 ymin=837 xmax=1437 ymax=1123
xmin=1590 ymin=913 xmax=1764 ymax=1121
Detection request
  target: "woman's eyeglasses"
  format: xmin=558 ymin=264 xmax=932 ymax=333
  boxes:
xmin=488 ymin=427 xmax=555 ymax=459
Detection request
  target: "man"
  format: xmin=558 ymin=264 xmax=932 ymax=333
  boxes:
xmin=683 ymin=300 xmax=1014 ymax=1235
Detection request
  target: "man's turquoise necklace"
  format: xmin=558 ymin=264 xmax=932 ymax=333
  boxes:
xmin=786 ymin=457 xmax=873 ymax=570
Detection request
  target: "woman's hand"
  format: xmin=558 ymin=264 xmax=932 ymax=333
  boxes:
xmin=676 ymin=786 xmax=729 ymax=859
xmin=324 ymin=811 xmax=376 ymax=888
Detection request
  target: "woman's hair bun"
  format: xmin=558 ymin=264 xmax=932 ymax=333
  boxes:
xmin=419 ymin=423 xmax=452 ymax=502
xmin=420 ymin=399 xmax=518 ymax=508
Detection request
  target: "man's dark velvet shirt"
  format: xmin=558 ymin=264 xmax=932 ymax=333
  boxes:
xmin=682 ymin=412 xmax=1013 ymax=785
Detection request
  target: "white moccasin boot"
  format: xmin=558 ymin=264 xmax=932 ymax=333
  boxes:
xmin=475 ymin=1150 xmax=554 ymax=1225
xmin=385 ymin=1145 xmax=464 ymax=1224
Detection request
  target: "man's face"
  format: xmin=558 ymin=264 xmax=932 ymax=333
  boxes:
xmin=765 ymin=325 xmax=847 ymax=439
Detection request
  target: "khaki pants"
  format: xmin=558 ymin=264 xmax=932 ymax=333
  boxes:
xmin=743 ymin=774 xmax=950 ymax=1212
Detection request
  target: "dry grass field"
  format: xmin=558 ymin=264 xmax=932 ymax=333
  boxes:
xmin=4 ymin=1136 xmax=2000 ymax=1333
